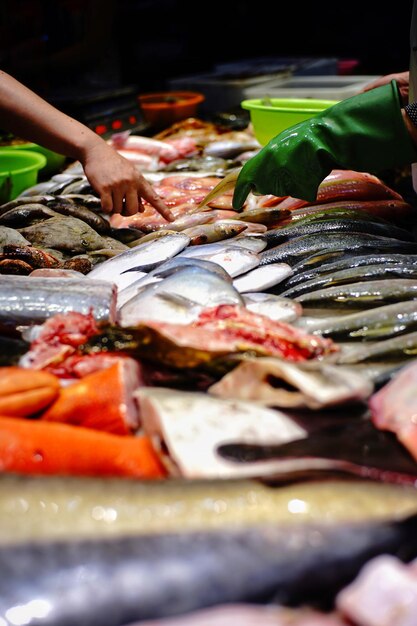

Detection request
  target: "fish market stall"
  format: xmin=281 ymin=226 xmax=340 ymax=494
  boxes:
xmin=1 ymin=116 xmax=417 ymax=625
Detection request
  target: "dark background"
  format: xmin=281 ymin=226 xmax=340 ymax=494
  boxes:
xmin=0 ymin=1 xmax=413 ymax=112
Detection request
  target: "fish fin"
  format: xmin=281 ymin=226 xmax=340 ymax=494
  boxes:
xmin=156 ymin=291 xmax=200 ymax=308
xmin=196 ymin=170 xmax=242 ymax=211
xmin=121 ymin=262 xmax=158 ymax=274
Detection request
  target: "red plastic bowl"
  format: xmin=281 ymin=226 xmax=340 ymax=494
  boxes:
xmin=137 ymin=91 xmax=205 ymax=128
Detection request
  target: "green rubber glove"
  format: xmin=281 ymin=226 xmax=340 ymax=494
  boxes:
xmin=233 ymin=80 xmax=417 ymax=208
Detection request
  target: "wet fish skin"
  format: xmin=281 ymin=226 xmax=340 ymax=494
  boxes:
xmin=280 ymin=264 xmax=417 ymax=299
xmin=276 ymin=254 xmax=417 ymax=294
xmin=46 ymin=200 xmax=111 ymax=234
xmin=118 ymin=266 xmax=243 ymax=326
xmin=242 ymin=292 xmax=302 ymax=323
xmin=182 ymin=221 xmax=247 ymax=245
xmin=335 ymin=331 xmax=417 ymax=365
xmin=232 ymin=263 xmax=293 ymax=293
xmin=2 ymin=514 xmax=417 ymax=625
xmin=87 ymin=233 xmax=190 ymax=287
xmin=18 ymin=216 xmax=108 ymax=254
xmin=0 ymin=275 xmax=117 ymax=326
xmin=0 ymin=225 xmax=31 ymax=251
xmin=178 ymin=244 xmax=260 ymax=278
xmin=117 ymin=258 xmax=233 ymax=309
xmin=260 ymin=232 xmax=417 ymax=267
xmin=0 ymin=195 xmax=55 ymax=213
xmin=295 ymin=300 xmax=417 ymax=341
xmin=264 ymin=219 xmax=414 ymax=247
xmin=296 ymin=279 xmax=417 ymax=309
xmin=0 ymin=204 xmax=60 ymax=227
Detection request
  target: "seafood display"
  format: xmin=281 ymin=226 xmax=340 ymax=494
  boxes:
xmin=2 ymin=117 xmax=417 ymax=625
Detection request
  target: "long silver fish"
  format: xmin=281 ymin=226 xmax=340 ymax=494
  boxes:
xmin=295 ymin=300 xmax=417 ymax=340
xmin=264 ymin=218 xmax=414 ymax=246
xmin=2 ymin=488 xmax=417 ymax=625
xmin=87 ymin=232 xmax=190 ymax=289
xmin=336 ymin=331 xmax=417 ymax=364
xmin=0 ymin=275 xmax=117 ymax=326
xmin=296 ymin=279 xmax=417 ymax=309
xmin=276 ymin=254 xmax=417 ymax=295
xmin=260 ymin=232 xmax=417 ymax=267
xmin=279 ymin=264 xmax=417 ymax=299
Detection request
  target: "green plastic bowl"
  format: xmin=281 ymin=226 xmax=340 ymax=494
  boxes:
xmin=241 ymin=97 xmax=339 ymax=146
xmin=0 ymin=149 xmax=47 ymax=203
xmin=0 ymin=142 xmax=66 ymax=177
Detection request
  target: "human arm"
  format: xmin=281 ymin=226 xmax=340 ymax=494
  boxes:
xmin=0 ymin=71 xmax=173 ymax=219
xmin=233 ymin=80 xmax=417 ymax=208
xmin=362 ymin=72 xmax=409 ymax=104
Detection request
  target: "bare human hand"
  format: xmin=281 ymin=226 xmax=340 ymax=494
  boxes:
xmin=81 ymin=140 xmax=174 ymax=220
xmin=362 ymin=72 xmax=409 ymax=105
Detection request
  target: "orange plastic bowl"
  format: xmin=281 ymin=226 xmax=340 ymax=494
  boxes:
xmin=138 ymin=91 xmax=205 ymax=128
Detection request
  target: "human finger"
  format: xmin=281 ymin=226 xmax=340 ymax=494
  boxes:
xmin=123 ymin=188 xmax=140 ymax=216
xmin=138 ymin=178 xmax=174 ymax=221
xmin=100 ymin=189 xmax=113 ymax=214
xmin=111 ymin=187 xmax=125 ymax=214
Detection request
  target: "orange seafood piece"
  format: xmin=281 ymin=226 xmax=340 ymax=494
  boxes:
xmin=41 ymin=359 xmax=143 ymax=435
xmin=0 ymin=416 xmax=167 ymax=478
xmin=0 ymin=367 xmax=60 ymax=417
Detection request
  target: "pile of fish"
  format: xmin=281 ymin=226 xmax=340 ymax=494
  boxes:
xmin=2 ymin=120 xmax=417 ymax=624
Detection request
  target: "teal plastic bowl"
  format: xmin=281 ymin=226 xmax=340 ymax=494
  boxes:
xmin=241 ymin=97 xmax=339 ymax=146
xmin=0 ymin=149 xmax=47 ymax=203
xmin=1 ymin=142 xmax=66 ymax=177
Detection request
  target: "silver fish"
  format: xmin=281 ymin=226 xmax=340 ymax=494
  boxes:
xmin=336 ymin=331 xmax=417 ymax=365
xmin=0 ymin=275 xmax=117 ymax=327
xmin=296 ymin=279 xmax=417 ymax=309
xmin=281 ymin=264 xmax=417 ymax=299
xmin=118 ymin=266 xmax=244 ymax=326
xmin=276 ymin=255 xmax=417 ymax=296
xmin=117 ymin=259 xmax=232 ymax=309
xmin=178 ymin=244 xmax=260 ymax=277
xmin=1 ymin=490 xmax=416 ymax=624
xmin=233 ymin=263 xmax=293 ymax=293
xmin=260 ymin=232 xmax=417 ymax=267
xmin=295 ymin=300 xmax=417 ymax=341
xmin=242 ymin=292 xmax=303 ymax=323
xmin=87 ymin=233 xmax=191 ymax=289
xmin=228 ymin=234 xmax=267 ymax=252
